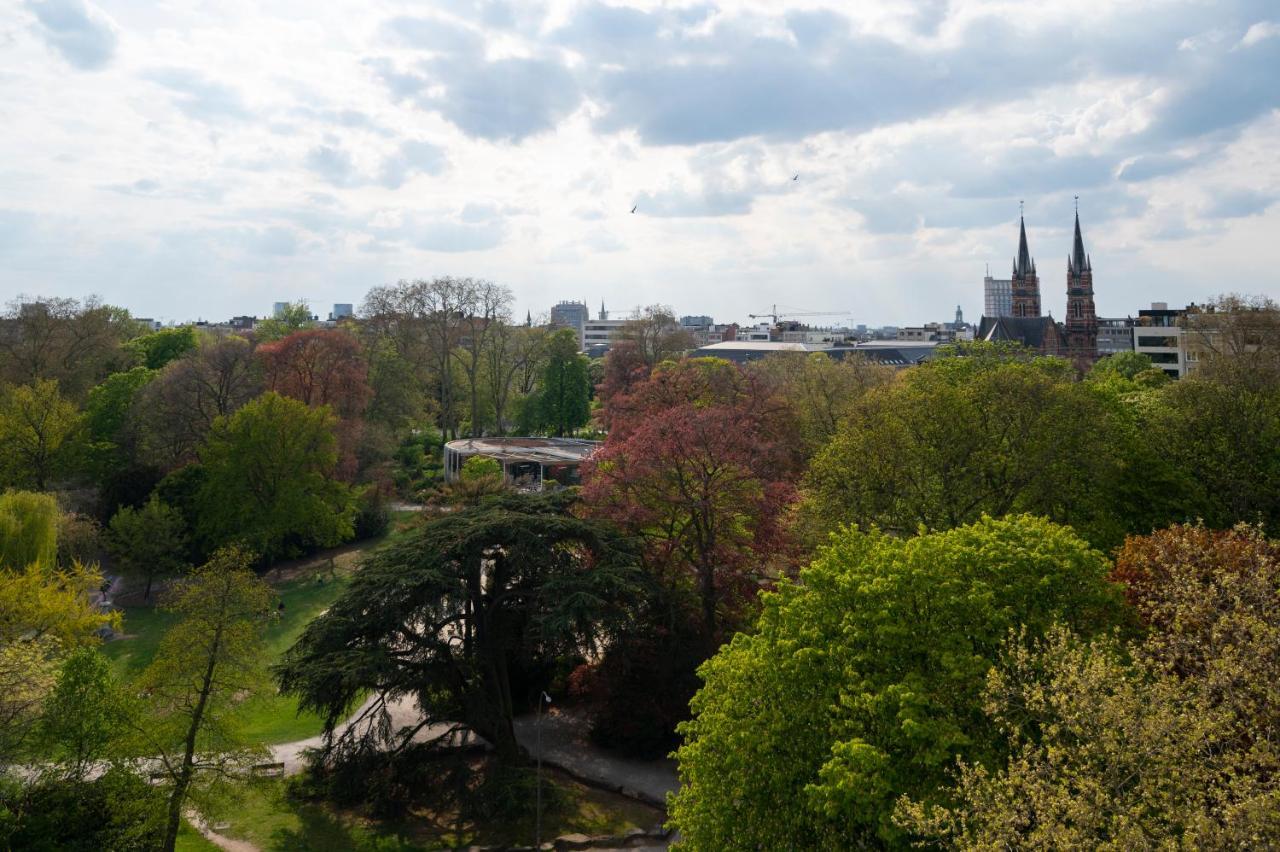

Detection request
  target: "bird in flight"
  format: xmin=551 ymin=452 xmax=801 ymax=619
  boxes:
xmin=630 ymin=204 xmax=637 ymax=213
xmin=792 ymin=174 xmax=799 ymax=181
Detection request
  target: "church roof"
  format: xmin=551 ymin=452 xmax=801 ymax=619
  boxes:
xmin=977 ymin=315 xmax=1061 ymax=349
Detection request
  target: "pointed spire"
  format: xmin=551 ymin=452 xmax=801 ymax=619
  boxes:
xmin=1071 ymin=201 xmax=1087 ymax=276
xmin=1016 ymin=208 xmax=1032 ymax=278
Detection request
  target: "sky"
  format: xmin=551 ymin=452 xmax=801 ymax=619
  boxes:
xmin=2 ymin=0 xmax=1278 ymax=327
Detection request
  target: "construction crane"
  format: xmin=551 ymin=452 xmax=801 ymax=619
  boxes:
xmin=748 ymin=305 xmax=850 ymax=325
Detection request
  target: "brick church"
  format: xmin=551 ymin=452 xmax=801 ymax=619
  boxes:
xmin=977 ymin=206 xmax=1099 ymax=367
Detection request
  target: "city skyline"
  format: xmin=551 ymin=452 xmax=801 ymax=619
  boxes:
xmin=3 ymin=0 xmax=1278 ymax=325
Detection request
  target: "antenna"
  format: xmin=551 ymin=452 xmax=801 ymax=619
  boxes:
xmin=1074 ymin=195 xmax=1079 ymax=213
xmin=1019 ymin=199 xmax=1023 ymax=216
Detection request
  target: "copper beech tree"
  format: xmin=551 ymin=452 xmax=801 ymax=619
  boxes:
xmin=582 ymin=357 xmax=800 ymax=639
xmin=257 ymin=329 xmax=371 ymax=480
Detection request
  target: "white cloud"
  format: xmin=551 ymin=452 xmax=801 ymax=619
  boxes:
xmin=1 ymin=0 xmax=1278 ymax=325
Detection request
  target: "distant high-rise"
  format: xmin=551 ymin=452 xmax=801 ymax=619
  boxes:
xmin=984 ymin=273 xmax=1013 ymax=317
xmin=332 ymin=303 xmax=353 ymax=320
xmin=272 ymin=301 xmax=290 ymax=318
xmin=550 ymin=300 xmax=590 ymax=345
xmin=1010 ymin=214 xmax=1041 ymax=318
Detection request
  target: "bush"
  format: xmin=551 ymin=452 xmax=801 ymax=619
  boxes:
xmin=0 ymin=768 xmax=167 ymax=851
xmin=460 ymin=455 xmax=502 ymax=483
xmin=353 ymin=488 xmax=391 ymax=541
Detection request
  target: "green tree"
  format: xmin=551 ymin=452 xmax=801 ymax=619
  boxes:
xmin=135 ymin=546 xmax=273 ymax=852
xmin=749 ymin=352 xmax=893 ymax=457
xmin=127 ymin=326 xmax=197 ymax=370
xmin=84 ymin=366 xmax=155 ymax=476
xmin=253 ymin=301 xmax=314 ymax=343
xmin=668 ymin=515 xmax=1126 ymax=848
xmin=196 ymin=391 xmax=354 ymax=561
xmin=0 ymin=379 xmax=83 ymax=489
xmin=1146 ymin=369 xmax=1280 ymax=534
xmin=801 ymin=353 xmax=1126 ymax=548
xmin=535 ymin=328 xmax=590 ymax=437
xmin=37 ymin=647 xmax=132 ymax=781
xmin=108 ymin=496 xmax=190 ymax=600
xmin=278 ymin=492 xmax=641 ymax=770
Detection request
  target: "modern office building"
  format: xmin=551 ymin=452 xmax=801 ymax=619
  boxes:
xmin=1133 ymin=302 xmax=1186 ymax=378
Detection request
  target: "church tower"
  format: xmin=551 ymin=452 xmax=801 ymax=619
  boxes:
xmin=1064 ymin=203 xmax=1098 ymax=363
xmin=1010 ymin=210 xmax=1041 ymax=317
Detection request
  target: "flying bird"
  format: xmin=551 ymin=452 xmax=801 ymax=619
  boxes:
xmin=630 ymin=204 xmax=637 ymax=213
xmin=792 ymin=174 xmax=799 ymax=181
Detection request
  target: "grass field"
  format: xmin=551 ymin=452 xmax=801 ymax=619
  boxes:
xmin=101 ymin=511 xmax=423 ymax=744
xmin=202 ymin=769 xmax=662 ymax=851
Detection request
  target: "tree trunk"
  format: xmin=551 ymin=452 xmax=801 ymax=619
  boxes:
xmin=161 ymin=622 xmax=223 ymax=852
xmin=699 ymin=564 xmax=717 ymax=640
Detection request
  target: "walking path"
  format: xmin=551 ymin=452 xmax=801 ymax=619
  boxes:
xmin=512 ymin=710 xmax=679 ymax=808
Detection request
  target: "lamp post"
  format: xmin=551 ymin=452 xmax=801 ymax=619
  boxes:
xmin=535 ymin=690 xmax=552 ymax=848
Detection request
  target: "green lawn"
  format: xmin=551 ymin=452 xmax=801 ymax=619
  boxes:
xmin=102 ymin=566 xmax=354 ymax=744
xmin=176 ymin=819 xmax=223 ymax=851
xmin=201 ymin=770 xmax=663 ymax=851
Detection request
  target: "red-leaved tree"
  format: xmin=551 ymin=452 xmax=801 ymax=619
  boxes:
xmin=257 ymin=329 xmax=371 ymax=480
xmin=582 ymin=358 xmax=799 ymax=639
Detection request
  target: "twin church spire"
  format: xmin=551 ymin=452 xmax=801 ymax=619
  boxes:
xmin=1008 ymin=202 xmax=1098 ymax=361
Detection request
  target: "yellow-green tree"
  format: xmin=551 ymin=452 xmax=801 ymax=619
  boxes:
xmin=900 ymin=523 xmax=1280 ymax=848
xmin=135 ymin=546 xmax=273 ymax=852
xmin=0 ymin=379 xmax=83 ymax=489
xmin=668 ymin=515 xmax=1126 ymax=848
xmin=0 ymin=491 xmax=114 ymax=765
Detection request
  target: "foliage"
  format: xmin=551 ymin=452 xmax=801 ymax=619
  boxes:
xmin=37 ymin=647 xmax=133 ymax=780
xmin=135 ymin=546 xmax=274 ymax=852
xmin=612 ymin=305 xmax=694 ymax=369
xmin=0 ymin=295 xmax=139 ymax=399
xmin=135 ymin=336 xmax=261 ymax=470
xmin=84 ymin=366 xmax=155 ymax=475
xmin=460 ymin=454 xmax=502 ymax=482
xmin=569 ymin=589 xmax=705 ymax=759
xmin=900 ymin=523 xmax=1280 ymax=848
xmin=0 ymin=766 xmax=167 ymax=851
xmin=128 ymin=326 xmax=197 ymax=370
xmin=258 ymin=328 xmax=372 ymax=480
xmin=197 ymin=391 xmax=355 ymax=561
xmin=802 ymin=352 xmax=1128 ymax=549
xmin=0 ymin=378 xmax=83 ymax=489
xmin=0 ymin=489 xmax=60 ymax=569
xmin=668 ymin=515 xmax=1126 ymax=849
xmin=351 ymin=487 xmax=391 ymax=541
xmin=254 ymin=301 xmax=315 ymax=343
xmin=108 ymin=495 xmax=190 ymax=600
xmin=1145 ymin=368 xmax=1280 ymax=535
xmin=278 ymin=491 xmax=642 ymax=771
xmin=748 ymin=352 xmax=894 ymax=457
xmin=534 ymin=328 xmax=591 ymax=437
xmin=0 ymin=492 xmax=116 ymax=765
xmin=583 ymin=357 xmax=800 ymax=637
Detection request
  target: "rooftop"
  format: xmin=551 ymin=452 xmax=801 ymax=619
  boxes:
xmin=443 ymin=437 xmax=601 ymax=465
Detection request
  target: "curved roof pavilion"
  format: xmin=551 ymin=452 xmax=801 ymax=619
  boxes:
xmin=443 ymin=437 xmax=602 ymax=489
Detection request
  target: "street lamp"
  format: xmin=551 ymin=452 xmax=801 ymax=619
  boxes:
xmin=535 ymin=690 xmax=552 ymax=848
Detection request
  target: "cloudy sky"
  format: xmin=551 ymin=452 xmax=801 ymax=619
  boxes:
xmin=3 ymin=0 xmax=1278 ymax=326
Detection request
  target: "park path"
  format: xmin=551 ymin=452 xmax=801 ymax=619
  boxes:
xmin=267 ymin=695 xmax=679 ymax=809
xmin=512 ymin=710 xmax=678 ymax=808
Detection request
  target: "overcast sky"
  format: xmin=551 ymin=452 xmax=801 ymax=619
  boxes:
xmin=3 ymin=0 xmax=1278 ymax=326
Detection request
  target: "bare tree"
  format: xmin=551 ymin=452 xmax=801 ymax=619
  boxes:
xmin=452 ymin=280 xmax=512 ymax=437
xmin=483 ymin=324 xmax=548 ymax=434
xmin=614 ymin=305 xmax=695 ymax=368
